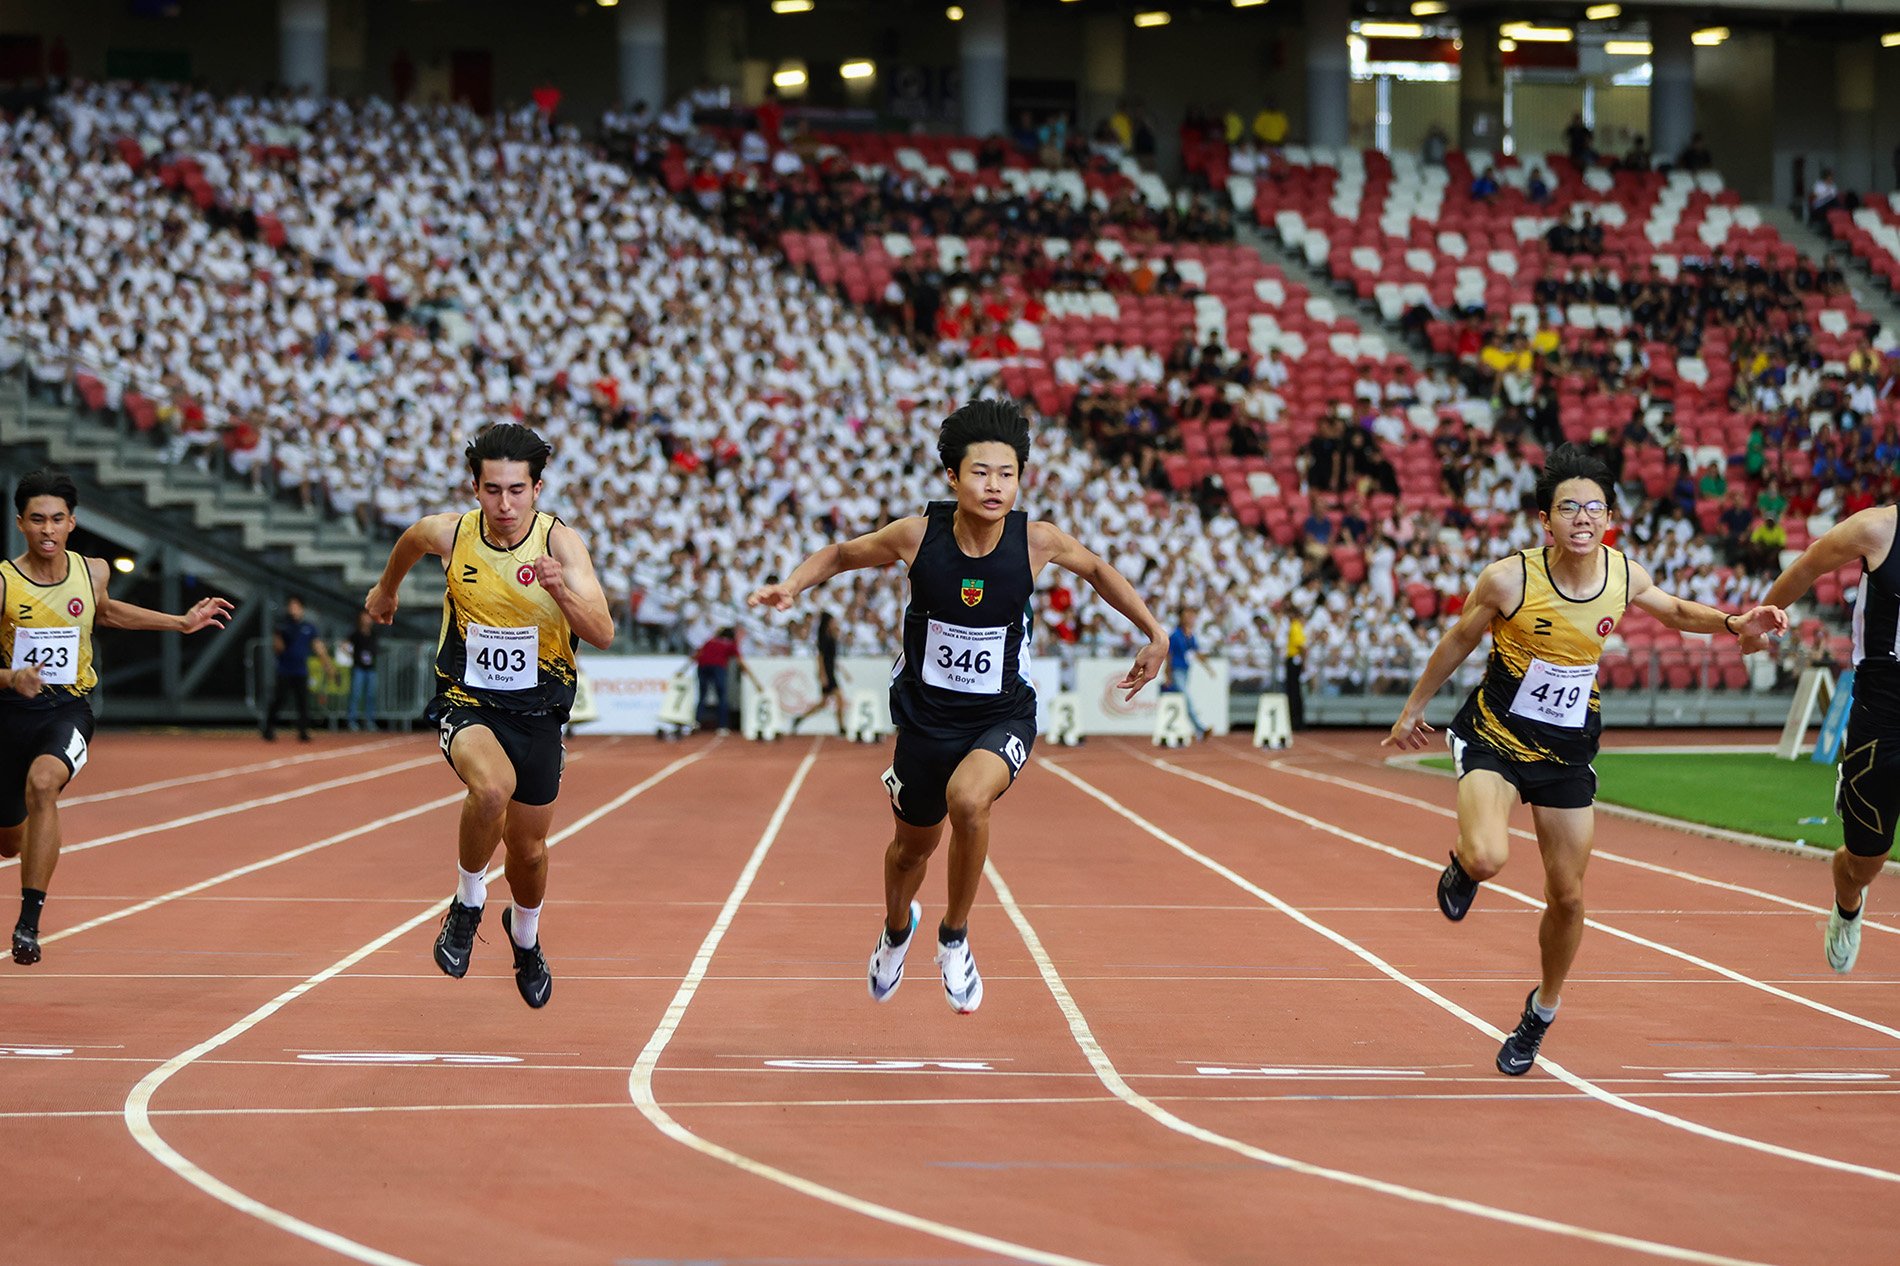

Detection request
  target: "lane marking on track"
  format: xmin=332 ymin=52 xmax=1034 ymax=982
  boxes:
xmin=62 ymin=739 xmax=405 ymax=806
xmin=985 ymin=856 xmax=1778 ymax=1266
xmin=0 ymin=755 xmax=440 ymax=872
xmin=1144 ymin=753 xmax=1900 ymax=1047
xmin=627 ymin=745 xmax=1109 ymax=1266
xmin=120 ymin=748 xmax=709 ymax=1266
xmin=1046 ymin=756 xmax=1900 ymax=1185
xmin=1234 ymin=745 xmax=1900 ymax=933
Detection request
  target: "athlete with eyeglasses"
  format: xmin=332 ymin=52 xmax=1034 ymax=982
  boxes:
xmin=1384 ymin=444 xmax=1785 ymax=1075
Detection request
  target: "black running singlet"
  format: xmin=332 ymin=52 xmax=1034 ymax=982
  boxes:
xmin=890 ymin=502 xmax=1037 ymax=734
xmin=1849 ymin=505 xmax=1900 ymax=742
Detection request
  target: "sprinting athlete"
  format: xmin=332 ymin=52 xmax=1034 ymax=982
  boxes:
xmin=1740 ymin=504 xmax=1899 ymax=973
xmin=788 ymin=611 xmax=848 ymax=734
xmin=365 ymin=424 xmax=615 ymax=1008
xmin=749 ymin=399 xmax=1168 ymax=1014
xmin=1384 ymin=444 xmax=1785 ymax=1073
xmin=2 ymin=469 xmax=233 ymax=965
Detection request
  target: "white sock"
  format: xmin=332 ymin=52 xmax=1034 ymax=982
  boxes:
xmin=456 ymin=865 xmax=488 ymax=909
xmin=509 ymin=903 xmax=541 ymax=948
xmin=1532 ymin=992 xmax=1559 ymax=1023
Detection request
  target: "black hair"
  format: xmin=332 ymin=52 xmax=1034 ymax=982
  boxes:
xmin=14 ymin=468 xmax=78 ymax=516
xmin=937 ymin=398 xmax=1030 ymax=475
xmin=1533 ymin=443 xmax=1615 ymax=515
xmin=465 ymin=422 xmax=553 ymax=483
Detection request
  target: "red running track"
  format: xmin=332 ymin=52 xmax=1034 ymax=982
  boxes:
xmin=1 ymin=730 xmax=1895 ymax=1265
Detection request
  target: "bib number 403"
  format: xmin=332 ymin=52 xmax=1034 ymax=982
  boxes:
xmin=473 ymin=645 xmax=529 ymax=675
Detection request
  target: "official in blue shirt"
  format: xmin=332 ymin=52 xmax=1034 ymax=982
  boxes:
xmin=262 ymin=594 xmax=326 ymax=741
xmin=1164 ymin=608 xmax=1211 ymax=739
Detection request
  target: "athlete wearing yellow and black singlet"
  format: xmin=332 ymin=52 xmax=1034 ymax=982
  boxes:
xmin=0 ymin=552 xmax=99 ymax=827
xmin=1449 ymin=545 xmax=1630 ymax=810
xmin=429 ymin=510 xmax=578 ymax=806
xmin=1838 ymin=514 xmax=1900 ymax=858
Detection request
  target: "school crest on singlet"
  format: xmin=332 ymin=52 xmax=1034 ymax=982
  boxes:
xmin=961 ymin=579 xmax=984 ymax=608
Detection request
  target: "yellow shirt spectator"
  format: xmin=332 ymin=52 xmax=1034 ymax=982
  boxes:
xmin=1254 ymin=107 xmax=1289 ymax=145
xmin=1530 ymin=328 xmax=1559 ymax=356
xmin=1224 ymin=111 xmax=1244 ymax=144
xmin=1110 ymin=109 xmax=1133 ymax=148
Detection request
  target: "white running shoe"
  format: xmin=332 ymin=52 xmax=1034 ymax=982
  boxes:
xmin=1825 ymin=900 xmax=1864 ymax=974
xmin=935 ymin=934 xmax=984 ymax=1014
xmin=868 ymin=901 xmax=921 ymax=1002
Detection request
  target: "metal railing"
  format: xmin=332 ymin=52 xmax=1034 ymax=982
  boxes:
xmin=245 ymin=639 xmax=436 ymax=732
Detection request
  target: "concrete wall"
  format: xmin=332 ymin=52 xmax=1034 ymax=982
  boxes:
xmin=1694 ymin=33 xmax=1776 ymax=203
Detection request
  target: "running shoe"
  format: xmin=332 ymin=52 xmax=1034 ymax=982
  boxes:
xmin=1496 ymin=989 xmax=1553 ymax=1076
xmin=11 ymin=922 xmax=40 ymax=966
xmin=935 ymin=932 xmax=984 ymax=1015
xmin=1825 ymin=900 xmax=1864 ymax=974
xmin=432 ymin=898 xmax=482 ymax=978
xmin=501 ymin=907 xmax=552 ymax=1009
xmin=1437 ymin=852 xmax=1480 ymax=921
xmin=868 ymin=900 xmax=920 ymax=1002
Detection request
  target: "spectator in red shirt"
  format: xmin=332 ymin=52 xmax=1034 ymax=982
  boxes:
xmin=687 ymin=626 xmax=762 ymax=734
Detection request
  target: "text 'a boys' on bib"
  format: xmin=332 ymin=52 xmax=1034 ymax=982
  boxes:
xmin=465 ymin=623 xmax=538 ymax=691
xmin=1509 ymin=657 xmax=1596 ymax=729
xmin=11 ymin=626 xmax=80 ymax=685
xmin=923 ymin=619 xmax=1005 ymax=694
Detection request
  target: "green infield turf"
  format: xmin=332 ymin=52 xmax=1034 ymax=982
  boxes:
xmin=1417 ymin=751 xmax=1847 ymax=851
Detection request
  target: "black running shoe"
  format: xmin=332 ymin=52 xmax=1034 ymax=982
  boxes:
xmin=1436 ymin=852 xmax=1480 ymax=921
xmin=1496 ymin=989 xmax=1553 ymax=1076
xmin=433 ymin=898 xmax=482 ymax=978
xmin=501 ymin=907 xmax=552 ymax=1009
xmin=11 ymin=922 xmax=40 ymax=966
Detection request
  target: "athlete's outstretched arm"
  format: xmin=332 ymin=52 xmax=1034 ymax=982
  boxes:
xmin=365 ymin=512 xmax=460 ymax=624
xmin=1383 ymin=557 xmax=1518 ymax=750
xmin=1627 ymin=560 xmax=1785 ymax=639
xmin=538 ymin=523 xmax=616 ymax=649
xmin=1030 ymin=522 xmax=1168 ymax=700
xmin=747 ymin=517 xmax=928 ymax=611
xmin=1736 ymin=508 xmax=1892 ymax=654
xmin=89 ymin=558 xmax=234 ymax=633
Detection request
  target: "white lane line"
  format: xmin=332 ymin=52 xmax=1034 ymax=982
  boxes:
xmin=1237 ymin=746 xmax=1900 ymax=935
xmin=63 ymin=739 xmax=405 ymax=806
xmin=43 ymin=795 xmax=464 ymax=945
xmin=0 ymin=755 xmax=440 ymax=871
xmin=121 ymin=749 xmax=709 ymax=1266
xmin=1151 ymin=754 xmax=1900 ymax=1045
xmin=1043 ymin=757 xmax=1900 ymax=1186
xmin=626 ymin=747 xmax=1107 ymax=1266
xmin=985 ymin=858 xmax=1776 ymax=1266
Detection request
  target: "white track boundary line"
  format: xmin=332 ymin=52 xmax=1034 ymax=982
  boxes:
xmin=1 ymin=755 xmax=439 ymax=871
xmin=984 ymin=858 xmax=1775 ymax=1266
xmin=1248 ymin=750 xmax=1900 ymax=934
xmin=1163 ymin=753 xmax=1900 ymax=1043
xmin=1042 ymin=756 xmax=1900 ymax=1186
xmin=64 ymin=739 xmax=403 ymax=806
xmin=120 ymin=749 xmax=708 ymax=1266
xmin=626 ymin=747 xmax=1107 ymax=1266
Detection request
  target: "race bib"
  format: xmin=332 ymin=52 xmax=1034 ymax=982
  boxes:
xmin=922 ymin=619 xmax=1005 ymax=694
xmin=1509 ymin=658 xmax=1596 ymax=729
xmin=464 ymin=623 xmax=537 ymax=691
xmin=12 ymin=627 xmax=79 ymax=685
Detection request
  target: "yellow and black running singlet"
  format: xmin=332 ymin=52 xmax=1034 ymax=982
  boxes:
xmin=1453 ymin=546 xmax=1629 ymax=766
xmin=0 ymin=552 xmax=98 ymax=712
xmin=435 ymin=511 xmax=577 ymax=717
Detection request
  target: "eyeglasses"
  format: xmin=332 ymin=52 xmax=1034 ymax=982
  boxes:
xmin=1553 ymin=499 xmax=1610 ymax=520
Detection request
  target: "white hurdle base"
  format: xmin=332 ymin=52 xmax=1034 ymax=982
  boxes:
xmin=1152 ymin=693 xmax=1195 ymax=747
xmin=843 ymin=689 xmax=883 ymax=743
xmin=1047 ymin=691 xmax=1084 ymax=746
xmin=655 ymin=672 xmax=697 ymax=739
xmin=1253 ymin=693 xmax=1292 ymax=749
xmin=743 ymin=689 xmax=786 ymax=741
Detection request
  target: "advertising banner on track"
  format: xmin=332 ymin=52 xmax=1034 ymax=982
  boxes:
xmin=1074 ymin=657 xmax=1230 ymax=736
xmin=570 ymin=655 xmax=683 ymax=735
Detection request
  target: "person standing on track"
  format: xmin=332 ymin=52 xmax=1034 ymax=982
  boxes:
xmin=788 ymin=611 xmax=848 ymax=734
xmin=364 ymin=424 xmax=615 ymax=1008
xmin=749 ymin=399 xmax=1169 ymax=1014
xmin=2 ymin=468 xmax=233 ymax=966
xmin=1740 ymin=504 xmax=1900 ymax=973
xmin=1383 ymin=445 xmax=1785 ymax=1074
xmin=1162 ymin=606 xmax=1213 ymax=740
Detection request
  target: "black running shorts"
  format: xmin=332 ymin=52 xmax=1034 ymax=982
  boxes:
xmin=1836 ymin=736 xmax=1900 ymax=858
xmin=1448 ymin=727 xmax=1595 ymax=810
xmin=881 ymin=717 xmax=1036 ymax=828
xmin=432 ymin=702 xmax=566 ymax=807
xmin=0 ymin=702 xmax=95 ymax=828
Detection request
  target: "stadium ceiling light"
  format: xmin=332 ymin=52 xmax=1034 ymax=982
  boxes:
xmin=840 ymin=59 xmax=875 ymax=80
xmin=1233 ymin=0 xmax=1270 ymax=8
xmin=1604 ymin=40 xmax=1651 ymax=55
xmin=595 ymin=0 xmax=619 ymax=8
xmin=1498 ymin=37 xmax=1517 ymax=51
xmin=1691 ymin=26 xmax=1728 ymax=45
xmin=1585 ymin=3 xmax=1620 ymax=19
xmin=946 ymin=4 xmax=964 ymax=18
xmin=1133 ymin=10 xmax=1171 ymax=27
xmin=1882 ymin=31 xmax=1900 ymax=47
xmin=772 ymin=65 xmax=808 ymax=89
xmin=769 ymin=0 xmax=814 ymax=13
xmin=1500 ymin=23 xmax=1573 ymax=42
xmin=1358 ymin=21 xmax=1425 ymax=37
xmin=113 ymin=557 xmax=135 ymax=574
xmin=1409 ymin=1 xmax=1447 ymax=14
